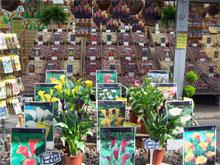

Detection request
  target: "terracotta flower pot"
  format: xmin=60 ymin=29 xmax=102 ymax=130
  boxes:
xmin=153 ymin=149 xmax=165 ymax=165
xmin=65 ymin=153 xmax=83 ymax=165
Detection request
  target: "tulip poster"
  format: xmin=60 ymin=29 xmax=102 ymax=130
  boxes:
xmin=45 ymin=70 xmax=67 ymax=84
xmin=10 ymin=128 xmax=46 ymax=165
xmin=183 ymin=126 xmax=216 ymax=165
xmin=154 ymin=83 xmax=177 ymax=101
xmin=147 ymin=70 xmax=169 ymax=83
xmin=24 ymin=102 xmax=54 ymax=142
xmin=100 ymin=127 xmax=135 ymax=165
xmin=166 ymin=100 xmax=193 ymax=138
xmin=98 ymin=101 xmax=126 ymax=128
xmin=96 ymin=70 xmax=117 ymax=83
xmin=97 ymin=83 xmax=122 ymax=100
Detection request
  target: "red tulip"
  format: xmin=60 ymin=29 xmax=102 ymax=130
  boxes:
xmin=121 ymin=153 xmax=131 ymax=165
xmin=120 ymin=139 xmax=127 ymax=153
xmin=16 ymin=146 xmax=30 ymax=158
xmin=28 ymin=139 xmax=38 ymax=157
xmin=110 ymin=137 xmax=116 ymax=148
xmin=23 ymin=158 xmax=37 ymax=165
xmin=113 ymin=148 xmax=120 ymax=160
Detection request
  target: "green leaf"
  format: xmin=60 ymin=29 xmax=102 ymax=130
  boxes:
xmin=56 ymin=122 xmax=69 ymax=129
xmin=61 ymin=137 xmax=67 ymax=146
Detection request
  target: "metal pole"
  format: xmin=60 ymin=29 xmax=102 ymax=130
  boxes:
xmin=173 ymin=0 xmax=189 ymax=98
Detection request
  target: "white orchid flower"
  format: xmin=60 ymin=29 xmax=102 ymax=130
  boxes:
xmin=169 ymin=107 xmax=183 ymax=116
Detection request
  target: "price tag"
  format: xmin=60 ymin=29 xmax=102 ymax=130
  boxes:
xmin=55 ymin=41 xmax=60 ymax=45
xmin=200 ymin=58 xmax=205 ymax=62
xmin=126 ymin=56 xmax=131 ymax=61
xmin=109 ymin=56 xmax=114 ymax=61
xmin=72 ymin=29 xmax=76 ymax=33
xmin=43 ymin=29 xmax=48 ymax=32
xmin=39 ymin=151 xmax=61 ymax=165
xmin=124 ymin=42 xmax=129 ymax=46
xmin=90 ymin=72 xmax=95 ymax=76
xmin=206 ymin=44 xmax=211 ymax=48
xmin=106 ymin=30 xmax=111 ymax=33
xmin=68 ymin=56 xmax=74 ymax=62
xmin=92 ymin=41 xmax=97 ymax=45
xmin=192 ymin=43 xmax=197 ymax=47
xmin=144 ymin=139 xmax=160 ymax=150
xmin=170 ymin=31 xmax=175 ymax=35
xmin=90 ymin=56 xmax=96 ymax=61
xmin=52 ymin=56 xmax=57 ymax=61
xmin=34 ymin=57 xmax=40 ymax=61
xmin=121 ymin=29 xmax=125 ymax=33
xmin=128 ymin=72 xmax=134 ymax=76
xmin=71 ymin=41 xmax=76 ymax=45
xmin=137 ymin=30 xmax=141 ymax=33
xmin=161 ymin=43 xmax=166 ymax=47
xmin=57 ymin=29 xmax=62 ymax=32
xmin=38 ymin=41 xmax=43 ymax=45
xmin=92 ymin=28 xmax=96 ymax=33
xmin=107 ymin=41 xmax=112 ymax=45
xmin=142 ymin=57 xmax=148 ymax=61
xmin=139 ymin=43 xmax=144 ymax=46
xmin=165 ymin=57 xmax=170 ymax=62
xmin=208 ymin=73 xmax=214 ymax=77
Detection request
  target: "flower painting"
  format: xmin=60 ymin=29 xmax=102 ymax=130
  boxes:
xmin=0 ymin=100 xmax=8 ymax=119
xmin=98 ymin=101 xmax=126 ymax=128
xmin=183 ymin=126 xmax=216 ymax=165
xmin=147 ymin=70 xmax=169 ymax=83
xmin=96 ymin=70 xmax=117 ymax=83
xmin=97 ymin=83 xmax=122 ymax=100
xmin=100 ymin=127 xmax=135 ymax=165
xmin=34 ymin=84 xmax=56 ymax=101
xmin=154 ymin=83 xmax=177 ymax=101
xmin=166 ymin=100 xmax=193 ymax=138
xmin=45 ymin=70 xmax=67 ymax=84
xmin=24 ymin=102 xmax=54 ymax=142
xmin=10 ymin=128 xmax=46 ymax=165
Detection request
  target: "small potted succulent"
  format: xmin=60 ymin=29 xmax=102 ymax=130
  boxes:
xmin=183 ymin=71 xmax=198 ymax=98
xmin=53 ymin=77 xmax=95 ymax=165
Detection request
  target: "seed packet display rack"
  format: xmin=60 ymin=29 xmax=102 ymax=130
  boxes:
xmin=0 ymin=33 xmax=23 ymax=147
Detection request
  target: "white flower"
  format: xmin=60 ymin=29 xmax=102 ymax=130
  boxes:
xmin=25 ymin=110 xmax=37 ymax=120
xmin=36 ymin=107 xmax=45 ymax=121
xmin=169 ymin=107 xmax=183 ymax=116
xmin=180 ymin=115 xmax=192 ymax=125
xmin=25 ymin=121 xmax=36 ymax=127
xmin=111 ymin=90 xmax=116 ymax=93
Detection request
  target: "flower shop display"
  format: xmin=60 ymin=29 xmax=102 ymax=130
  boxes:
xmin=24 ymin=102 xmax=54 ymax=142
xmin=100 ymin=127 xmax=135 ymax=165
xmin=96 ymin=83 xmax=122 ymax=101
xmin=10 ymin=128 xmax=46 ymax=165
xmin=183 ymin=126 xmax=216 ymax=165
xmin=96 ymin=70 xmax=117 ymax=84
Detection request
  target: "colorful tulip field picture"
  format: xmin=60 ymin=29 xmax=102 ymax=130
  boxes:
xmin=24 ymin=102 xmax=54 ymax=142
xmin=10 ymin=128 xmax=46 ymax=165
xmin=154 ymin=83 xmax=177 ymax=100
xmin=96 ymin=70 xmax=117 ymax=83
xmin=98 ymin=101 xmax=126 ymax=128
xmin=45 ymin=70 xmax=67 ymax=84
xmin=166 ymin=100 xmax=193 ymax=138
xmin=100 ymin=127 xmax=135 ymax=165
xmin=183 ymin=126 xmax=216 ymax=165
xmin=147 ymin=70 xmax=169 ymax=83
xmin=97 ymin=83 xmax=122 ymax=100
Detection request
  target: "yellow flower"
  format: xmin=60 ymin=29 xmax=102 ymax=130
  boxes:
xmin=44 ymin=94 xmax=52 ymax=101
xmin=116 ymin=117 xmax=124 ymax=126
xmin=195 ymin=155 xmax=207 ymax=164
xmin=206 ymin=151 xmax=215 ymax=158
xmin=54 ymin=84 xmax=62 ymax=93
xmin=60 ymin=75 xmax=65 ymax=84
xmin=49 ymin=89 xmax=54 ymax=95
xmin=85 ymin=80 xmax=93 ymax=88
xmin=199 ymin=142 xmax=208 ymax=151
xmin=51 ymin=97 xmax=59 ymax=102
xmin=72 ymin=86 xmax=79 ymax=94
xmin=185 ymin=152 xmax=195 ymax=162
xmin=38 ymin=91 xmax=46 ymax=101
xmin=51 ymin=79 xmax=60 ymax=84
xmin=100 ymin=109 xmax=107 ymax=119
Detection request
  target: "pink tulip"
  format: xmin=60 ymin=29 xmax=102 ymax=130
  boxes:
xmin=121 ymin=153 xmax=131 ymax=165
xmin=110 ymin=137 xmax=116 ymax=148
xmin=120 ymin=139 xmax=127 ymax=153
xmin=113 ymin=148 xmax=120 ymax=160
xmin=16 ymin=146 xmax=30 ymax=158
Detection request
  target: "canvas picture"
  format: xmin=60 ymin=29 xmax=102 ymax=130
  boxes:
xmin=154 ymin=83 xmax=177 ymax=100
xmin=0 ymin=82 xmax=6 ymax=99
xmin=166 ymin=101 xmax=193 ymax=138
xmin=24 ymin=102 xmax=54 ymax=142
xmin=98 ymin=101 xmax=126 ymax=128
xmin=0 ymin=100 xmax=8 ymax=119
xmin=10 ymin=128 xmax=46 ymax=165
xmin=46 ymin=70 xmax=67 ymax=84
xmin=97 ymin=83 xmax=122 ymax=100
xmin=147 ymin=70 xmax=169 ymax=83
xmin=96 ymin=70 xmax=117 ymax=83
xmin=1 ymin=56 xmax=13 ymax=73
xmin=183 ymin=126 xmax=216 ymax=165
xmin=12 ymin=55 xmax=21 ymax=71
xmin=100 ymin=127 xmax=135 ymax=165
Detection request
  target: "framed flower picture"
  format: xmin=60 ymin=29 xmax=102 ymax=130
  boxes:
xmin=96 ymin=70 xmax=117 ymax=84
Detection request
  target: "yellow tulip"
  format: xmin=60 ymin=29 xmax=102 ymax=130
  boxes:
xmin=85 ymin=80 xmax=93 ymax=88
xmin=72 ymin=86 xmax=79 ymax=94
xmin=51 ymin=79 xmax=60 ymax=84
xmin=54 ymin=84 xmax=62 ymax=93
xmin=38 ymin=91 xmax=46 ymax=101
xmin=195 ymin=155 xmax=207 ymax=164
xmin=199 ymin=142 xmax=208 ymax=151
xmin=114 ymin=108 xmax=120 ymax=119
xmin=49 ymin=89 xmax=54 ymax=95
xmin=60 ymin=75 xmax=65 ymax=84
xmin=51 ymin=97 xmax=59 ymax=102
xmin=44 ymin=94 xmax=52 ymax=101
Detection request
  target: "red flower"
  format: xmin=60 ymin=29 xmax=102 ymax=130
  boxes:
xmin=110 ymin=137 xmax=116 ymax=148
xmin=104 ymin=74 xmax=113 ymax=83
xmin=16 ymin=146 xmax=30 ymax=158
xmin=28 ymin=139 xmax=38 ymax=157
xmin=113 ymin=148 xmax=120 ymax=160
xmin=121 ymin=153 xmax=131 ymax=165
xmin=120 ymin=139 xmax=127 ymax=153
xmin=22 ymin=158 xmax=37 ymax=165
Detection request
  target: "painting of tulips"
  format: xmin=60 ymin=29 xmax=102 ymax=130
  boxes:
xmin=24 ymin=102 xmax=54 ymax=142
xmin=96 ymin=70 xmax=117 ymax=83
xmin=98 ymin=101 xmax=126 ymax=127
xmin=10 ymin=128 xmax=46 ymax=165
xmin=147 ymin=70 xmax=169 ymax=83
xmin=166 ymin=100 xmax=193 ymax=138
xmin=97 ymin=83 xmax=122 ymax=100
xmin=183 ymin=126 xmax=216 ymax=165
xmin=154 ymin=83 xmax=177 ymax=100
xmin=45 ymin=70 xmax=67 ymax=84
xmin=100 ymin=127 xmax=135 ymax=165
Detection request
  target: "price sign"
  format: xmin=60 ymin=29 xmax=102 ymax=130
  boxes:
xmin=39 ymin=151 xmax=61 ymax=165
xmin=109 ymin=56 xmax=114 ymax=61
xmin=144 ymin=139 xmax=160 ymax=150
xmin=124 ymin=42 xmax=129 ymax=46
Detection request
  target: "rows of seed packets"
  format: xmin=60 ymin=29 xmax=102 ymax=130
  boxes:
xmin=0 ymin=33 xmax=23 ymax=119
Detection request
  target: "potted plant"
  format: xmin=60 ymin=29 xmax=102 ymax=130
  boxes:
xmin=183 ymin=71 xmax=198 ymax=98
xmin=160 ymin=6 xmax=176 ymax=32
xmin=52 ymin=77 xmax=95 ymax=165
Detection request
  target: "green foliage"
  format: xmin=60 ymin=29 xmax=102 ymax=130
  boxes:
xmin=183 ymin=85 xmax=196 ymax=98
xmin=38 ymin=5 xmax=68 ymax=25
xmin=161 ymin=6 xmax=176 ymax=28
xmin=186 ymin=71 xmax=198 ymax=84
xmin=126 ymin=78 xmax=163 ymax=115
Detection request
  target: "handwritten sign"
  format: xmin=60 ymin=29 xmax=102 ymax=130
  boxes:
xmin=176 ymin=32 xmax=187 ymax=49
xmin=39 ymin=151 xmax=61 ymax=165
xmin=144 ymin=139 xmax=160 ymax=150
